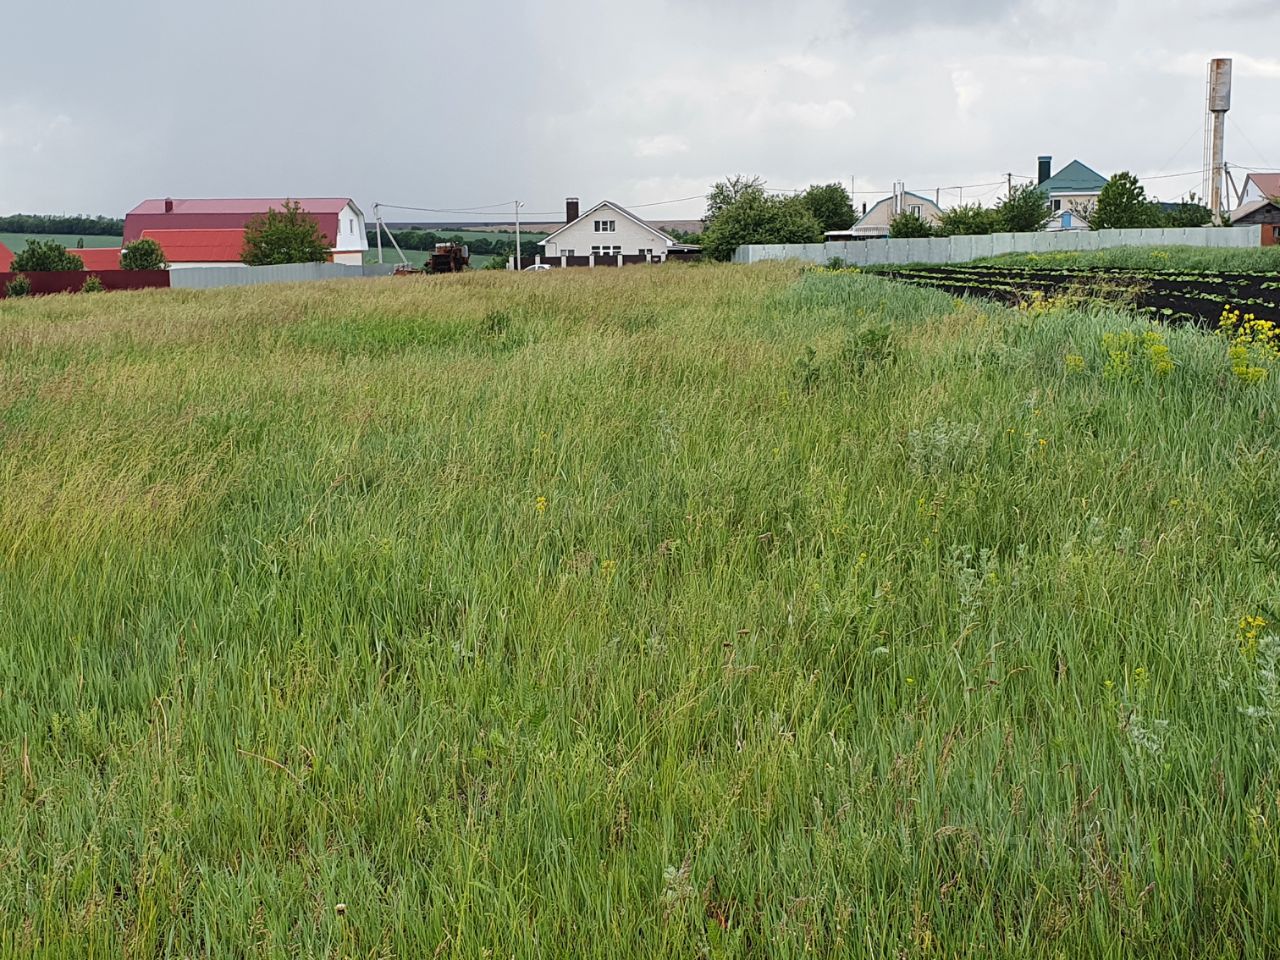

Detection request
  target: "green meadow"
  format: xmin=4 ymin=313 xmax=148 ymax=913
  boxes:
xmin=1 ymin=263 xmax=1279 ymax=957
xmin=0 ymin=232 xmax=123 ymax=255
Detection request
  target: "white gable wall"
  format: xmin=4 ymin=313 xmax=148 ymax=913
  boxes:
xmin=543 ymin=204 xmax=671 ymax=259
xmin=334 ymin=201 xmax=368 ymax=256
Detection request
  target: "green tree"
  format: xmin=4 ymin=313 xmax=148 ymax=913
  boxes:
xmin=1091 ymin=172 xmax=1161 ymax=230
xmin=935 ymin=203 xmax=1001 ymax=237
xmin=700 ymin=192 xmax=823 ymax=261
xmin=888 ymin=211 xmax=935 ymax=238
xmin=995 ymin=184 xmax=1052 ymax=233
xmin=1160 ymin=202 xmax=1213 ymax=228
xmin=705 ymin=175 xmax=767 ymax=224
xmin=241 ymin=200 xmax=330 ymax=266
xmin=11 ymin=239 xmax=84 ymax=272
xmin=121 ymin=238 xmax=168 ymax=270
xmin=799 ymin=183 xmax=855 ymax=231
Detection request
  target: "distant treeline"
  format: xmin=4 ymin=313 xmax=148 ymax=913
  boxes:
xmin=0 ymin=213 xmax=124 ymax=236
xmin=367 ymin=228 xmax=542 ymax=257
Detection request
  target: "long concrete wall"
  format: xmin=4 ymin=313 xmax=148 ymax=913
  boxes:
xmin=169 ymin=262 xmax=397 ymax=290
xmin=731 ymin=226 xmax=1264 ymax=266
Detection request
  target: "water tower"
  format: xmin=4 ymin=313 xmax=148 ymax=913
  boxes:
xmin=1203 ymin=58 xmax=1232 ymax=224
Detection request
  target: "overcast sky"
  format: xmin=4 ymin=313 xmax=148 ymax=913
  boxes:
xmin=4 ymin=0 xmax=1279 ymax=221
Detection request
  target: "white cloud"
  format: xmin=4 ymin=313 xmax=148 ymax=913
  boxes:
xmin=634 ymin=135 xmax=690 ymax=158
xmin=951 ymin=69 xmax=982 ymax=120
xmin=750 ymin=99 xmax=856 ymax=130
xmin=775 ymin=54 xmax=838 ymax=79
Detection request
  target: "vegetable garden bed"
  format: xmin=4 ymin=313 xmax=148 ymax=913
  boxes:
xmin=871 ymin=263 xmax=1280 ymax=328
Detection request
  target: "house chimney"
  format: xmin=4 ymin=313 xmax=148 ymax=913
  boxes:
xmin=565 ymin=197 xmax=580 ymax=223
xmin=1038 ymin=156 xmax=1052 ymax=185
xmin=164 ymin=198 xmax=174 ymax=213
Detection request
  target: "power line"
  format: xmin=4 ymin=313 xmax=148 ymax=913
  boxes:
xmin=1228 ymin=117 xmax=1276 ymax=172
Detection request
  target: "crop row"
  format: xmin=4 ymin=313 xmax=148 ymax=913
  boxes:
xmin=874 ymin=265 xmax=1280 ymax=329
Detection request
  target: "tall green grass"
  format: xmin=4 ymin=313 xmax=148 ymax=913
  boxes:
xmin=2 ymin=264 xmax=1279 ymax=957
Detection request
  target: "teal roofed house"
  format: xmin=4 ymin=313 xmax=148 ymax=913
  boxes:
xmin=1035 ymin=156 xmax=1108 ymax=231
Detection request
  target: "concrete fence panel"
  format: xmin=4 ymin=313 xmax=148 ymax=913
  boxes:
xmin=169 ymin=262 xmax=394 ymax=290
xmin=732 ymin=226 xmax=1263 ymax=267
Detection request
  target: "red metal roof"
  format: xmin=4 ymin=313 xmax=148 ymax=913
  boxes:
xmin=124 ymin=198 xmax=352 ymax=245
xmin=1246 ymin=174 xmax=1280 ymax=199
xmin=69 ymin=247 xmax=123 ymax=271
xmin=141 ymin=229 xmax=245 ymax=263
xmin=127 ymin=198 xmax=355 ymax=216
xmin=0 ymin=242 xmax=11 ymax=272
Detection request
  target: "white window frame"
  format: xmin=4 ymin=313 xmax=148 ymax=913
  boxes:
xmin=593 ymin=219 xmax=616 ymax=233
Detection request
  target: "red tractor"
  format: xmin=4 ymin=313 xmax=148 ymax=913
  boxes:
xmin=427 ymin=242 xmax=470 ymax=273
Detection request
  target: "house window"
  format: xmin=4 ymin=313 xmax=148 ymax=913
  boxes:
xmin=594 ymin=220 xmax=616 ymax=233
xmin=591 ymin=245 xmax=621 ymax=256
xmin=638 ymin=248 xmax=653 ymax=257
xmin=909 ymin=204 xmax=921 ymax=216
xmin=562 ymin=249 xmax=575 ymax=257
xmin=1052 ymin=199 xmax=1062 ymax=212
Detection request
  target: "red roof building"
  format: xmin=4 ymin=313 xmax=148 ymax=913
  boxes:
xmin=69 ymin=247 xmax=124 ymax=271
xmin=1241 ymin=174 xmax=1280 ymax=204
xmin=124 ymin=197 xmax=368 ymax=264
xmin=0 ymin=241 xmax=12 ymax=272
xmin=141 ymin=229 xmax=246 ymax=265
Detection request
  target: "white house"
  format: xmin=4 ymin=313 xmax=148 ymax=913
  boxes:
xmin=1239 ymin=173 xmax=1280 ymax=206
xmin=535 ymin=199 xmax=690 ymax=265
xmin=1034 ymin=157 xmax=1108 ymax=231
xmin=825 ymin=190 xmax=943 ymax=240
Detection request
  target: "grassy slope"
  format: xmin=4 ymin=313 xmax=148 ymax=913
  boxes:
xmin=2 ymin=265 xmax=1280 ymax=957
xmin=974 ymin=244 xmax=1280 ymax=271
xmin=0 ymin=232 xmax=123 ymax=253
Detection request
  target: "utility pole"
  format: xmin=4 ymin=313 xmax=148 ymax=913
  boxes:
xmin=374 ymin=203 xmax=383 ymax=264
xmin=514 ymin=200 xmax=523 ymax=271
xmin=1006 ymin=172 xmax=1013 ymax=199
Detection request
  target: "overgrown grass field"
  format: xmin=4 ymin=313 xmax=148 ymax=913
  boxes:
xmin=2 ymin=264 xmax=1279 ymax=957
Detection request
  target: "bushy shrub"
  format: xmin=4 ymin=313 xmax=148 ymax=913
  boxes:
xmin=5 ymin=274 xmax=32 ymax=298
xmin=995 ymin=184 xmax=1052 ymax=233
xmin=935 ymin=203 xmax=1001 ymax=237
xmin=12 ymin=239 xmax=83 ymax=272
xmin=81 ymin=274 xmax=106 ymax=293
xmin=121 ymin=238 xmax=167 ymax=270
xmin=888 ymin=211 xmax=934 ymax=238
xmin=1092 ymin=172 xmax=1162 ymax=230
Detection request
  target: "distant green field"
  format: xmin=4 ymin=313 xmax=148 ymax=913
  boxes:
xmin=383 ymin=227 xmax=548 ymax=244
xmin=0 ymin=232 xmax=122 ymax=254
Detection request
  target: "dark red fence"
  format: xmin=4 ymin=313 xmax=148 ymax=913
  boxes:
xmin=0 ymin=270 xmax=171 ymax=299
